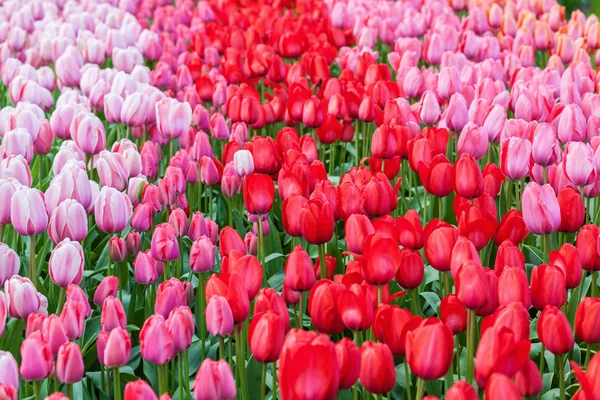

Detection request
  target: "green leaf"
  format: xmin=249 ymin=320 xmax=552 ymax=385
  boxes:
xmin=420 ymin=291 xmax=441 ymax=315
xmin=0 ymin=319 xmax=23 ymax=363
xmin=267 ymin=271 xmax=285 ymax=292
xmin=523 ymin=245 xmax=544 ymax=265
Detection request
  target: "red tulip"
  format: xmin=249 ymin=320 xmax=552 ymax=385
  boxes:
xmin=284 ymin=246 xmax=316 ymax=292
xmin=336 ymin=284 xmax=374 ymax=331
xmin=514 ymin=359 xmax=543 ymax=397
xmin=538 ymin=305 xmax=573 ymax=355
xmin=361 ymin=233 xmax=401 ymax=285
xmin=313 ymin=254 xmax=336 ymax=281
xmin=419 ymin=154 xmax=454 ymax=198
xmin=254 ymin=288 xmax=290 ymax=332
xmin=248 ymin=311 xmax=286 ymax=363
xmin=440 ymin=294 xmax=467 ymax=334
xmin=576 ymin=225 xmax=600 ymax=271
xmin=396 ymin=249 xmax=424 ymax=289
xmin=550 ymin=243 xmax=582 ymax=289
xmin=575 ymin=297 xmax=600 ymax=344
xmin=494 ymin=210 xmax=529 ymax=245
xmin=282 ymin=196 xmax=307 ymax=237
xmin=219 ymin=227 xmax=245 ymax=258
xmin=493 ymin=240 xmax=525 ymax=276
xmin=345 ymin=214 xmax=375 ymax=255
xmin=425 ymin=225 xmax=459 ymax=272
xmin=485 ymin=373 xmax=521 ymax=400
xmin=453 ymin=154 xmax=484 ymax=199
xmin=372 ymin=304 xmax=415 ymax=356
xmin=396 ymin=210 xmax=424 ymax=250
xmin=558 ymin=187 xmax=585 ymax=233
xmin=278 ymin=329 xmax=339 ymax=400
xmin=243 ymin=173 xmax=275 ymax=216
xmin=308 ymin=280 xmax=345 ymax=335
xmin=406 ymin=318 xmax=454 ymax=380
xmin=530 ymin=264 xmax=566 ymax=310
xmin=445 ymin=381 xmax=478 ymax=400
xmin=359 ymin=342 xmax=396 ymax=394
xmin=498 ymin=266 xmax=531 ymax=309
xmin=335 ymin=338 xmax=360 ymax=390
xmin=299 ymin=199 xmax=334 ymax=245
xmin=450 ymin=236 xmax=482 ymax=278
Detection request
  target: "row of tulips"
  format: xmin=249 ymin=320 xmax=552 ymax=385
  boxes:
xmin=2 ymin=0 xmax=600 ymax=399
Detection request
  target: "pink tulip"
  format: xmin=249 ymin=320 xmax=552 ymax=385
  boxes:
xmin=3 ymin=128 xmax=33 ymax=163
xmin=206 ymin=295 xmax=234 ymax=337
xmin=193 ymin=359 xmax=237 ymax=400
xmin=124 ymin=380 xmax=159 ymax=400
xmin=95 ymin=187 xmax=133 ymax=234
xmin=47 ymin=199 xmax=88 ymax=244
xmin=96 ymin=151 xmax=129 ymax=191
xmin=500 ymin=137 xmax=532 ymax=180
xmin=419 ymin=90 xmax=441 ymax=125
xmin=55 ymin=342 xmax=84 ymax=384
xmin=522 ymin=183 xmax=561 ymax=235
xmin=108 ymin=236 xmax=126 ymax=263
xmin=200 ymin=156 xmax=220 ymax=185
xmin=531 ymin=123 xmax=560 ymax=167
xmin=166 ymin=306 xmax=195 ymax=353
xmin=55 ymin=54 xmax=81 ymax=87
xmin=0 ymin=179 xmax=16 ymax=225
xmin=155 ymin=278 xmax=187 ymax=318
xmin=97 ymin=328 xmax=131 ymax=368
xmin=101 ymin=296 xmax=127 ymax=331
xmin=104 ymin=93 xmax=124 ymax=124
xmin=457 ymin=122 xmax=489 ymax=160
xmin=66 ymin=284 xmax=91 ymax=318
xmin=155 ymin=98 xmax=192 ymax=139
xmin=60 ymin=300 xmax=86 ymax=340
xmin=0 ymin=351 xmax=18 ymax=390
xmin=49 ymin=239 xmax=84 ymax=288
xmin=19 ymin=336 xmax=53 ymax=381
xmin=11 ymin=187 xmax=48 ymax=236
xmin=151 ymin=223 xmax=180 ymax=263
xmin=0 ymin=243 xmax=19 ymax=287
xmin=556 ymin=104 xmax=587 ymax=143
xmin=140 ymin=314 xmax=174 ymax=365
xmin=93 ymin=276 xmax=119 ymax=307
xmin=563 ymin=142 xmax=597 ymax=186
xmin=0 ymin=155 xmax=31 ymax=186
xmin=121 ymin=92 xmax=150 ymax=127
xmin=134 ymin=251 xmax=159 ymax=285
xmin=41 ymin=315 xmax=69 ymax=356
xmin=70 ymin=112 xmax=106 ymax=155
xmin=190 ymin=236 xmax=216 ymax=273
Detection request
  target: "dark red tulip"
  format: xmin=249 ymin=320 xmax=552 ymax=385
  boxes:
xmin=396 ymin=249 xmax=424 ymax=289
xmin=440 ymin=294 xmax=468 ymax=334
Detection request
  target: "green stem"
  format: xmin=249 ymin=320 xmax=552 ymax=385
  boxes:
xmin=271 ymin=362 xmax=277 ymax=399
xmin=33 ymin=381 xmax=40 ymax=400
xmin=415 ymin=378 xmax=426 ymax=400
xmin=258 ymin=216 xmax=267 ymax=286
xmin=455 ymin=335 xmax=461 ymax=379
xmin=404 ymin=360 xmax=413 ymax=400
xmin=179 ymin=354 xmax=184 ymax=397
xmin=67 ymin=384 xmax=73 ymax=399
xmin=377 ymin=285 xmax=383 ymax=305
xmin=318 ymin=243 xmax=327 ymax=280
xmin=114 ymin=368 xmax=121 ymax=400
xmin=101 ymin=365 xmax=107 ymax=394
xmin=235 ymin=329 xmax=249 ymax=400
xmin=355 ymin=121 xmax=361 ymax=166
xmin=197 ymin=273 xmax=206 ymax=360
xmin=56 ymin=287 xmax=65 ymax=314
xmin=410 ymin=288 xmax=419 ymax=315
xmin=538 ymin=344 xmax=545 ymax=400
xmin=558 ymin=354 xmax=565 ymax=400
xmin=545 ymin=235 xmax=551 ymax=263
xmin=422 ymin=190 xmax=427 ymax=222
xmin=443 ymin=272 xmax=450 ymax=297
xmin=260 ymin=363 xmax=267 ymax=400
xmin=158 ymin=363 xmax=166 ymax=396
xmin=298 ymin=292 xmax=305 ymax=329
xmin=220 ymin=336 xmax=225 ymax=360
xmin=592 ymin=271 xmax=598 ymax=298
xmin=466 ymin=310 xmax=476 ymax=385
xmin=30 ymin=235 xmax=36 ymax=289
xmin=585 ymin=342 xmax=592 ymax=368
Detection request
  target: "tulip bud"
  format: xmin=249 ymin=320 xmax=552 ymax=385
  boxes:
xmin=193 ymin=359 xmax=237 ymax=400
xmin=140 ymin=314 xmax=174 ymax=365
xmin=93 ymin=276 xmax=119 ymax=307
xmin=20 ymin=336 xmax=53 ymax=381
xmin=55 ymin=342 xmax=84 ymax=384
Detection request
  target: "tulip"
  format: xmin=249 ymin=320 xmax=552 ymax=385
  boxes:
xmin=514 ymin=359 xmax=543 ymax=397
xmin=151 ymin=223 xmax=180 ymax=263
xmin=337 ymin=284 xmax=374 ymax=331
xmin=500 ymin=137 xmax=531 ymax=180
xmin=93 ymin=276 xmax=119 ymax=307
xmin=362 ymin=233 xmax=401 ymax=285
xmin=248 ymin=311 xmax=286 ymax=363
xmin=531 ymin=264 xmax=566 ymax=310
xmin=455 ymin=262 xmax=488 ymax=310
xmin=0 ymin=243 xmax=19 ymax=287
xmin=134 ymin=252 xmax=159 ymax=285
xmin=344 ymin=215 xmax=375 ymax=255
xmin=20 ymin=336 xmax=53 ymax=381
xmin=47 ymin=199 xmax=88 ymax=244
xmin=140 ymin=314 xmax=174 ymax=365
xmin=0 ymin=155 xmax=31 ymax=186
xmin=55 ymin=342 xmax=84 ymax=384
xmin=563 ymin=142 xmax=597 ymax=186
xmin=285 ymin=246 xmax=316 ymax=292
xmin=440 ymin=294 xmax=468 ymax=334
xmin=243 ymin=173 xmax=274 ymax=216
xmin=206 ymin=295 xmax=234 ymax=337
xmin=522 ymin=183 xmax=561 ymax=235
xmin=425 ymin=225 xmax=458 ymax=272
xmin=406 ymin=318 xmax=454 ymax=380
xmin=419 ymin=154 xmax=454 ymax=198
xmin=531 ymin=123 xmax=560 ymax=167
xmin=66 ymin=284 xmax=91 ymax=318
xmin=60 ymin=301 xmax=86 ymax=340
xmin=457 ymin=122 xmax=488 ymax=160
xmin=446 ymin=381 xmax=477 ymax=400
xmin=234 ymin=149 xmax=254 ymax=177
xmin=550 ymin=244 xmax=583 ymax=289
xmin=97 ymin=328 xmax=132 ymax=368
xmin=124 ymin=380 xmax=159 ymax=400
xmin=396 ymin=210 xmax=425 ymax=250
xmin=279 ymin=329 xmax=339 ymax=400
xmin=557 ymin=187 xmax=585 ymax=233
xmin=0 ymin=352 xmax=18 ymax=391
xmin=299 ymin=199 xmax=334 ymax=245
xmin=155 ymin=279 xmax=186 ymax=319
xmin=420 ymin=91 xmax=441 ymax=125
xmin=4 ymin=276 xmax=40 ymax=319
xmin=454 ymin=154 xmax=484 ymax=199
xmin=193 ymin=359 xmax=236 ymax=400
xmin=308 ymin=280 xmax=345 ymax=335
xmin=485 ymin=374 xmax=521 ymax=400
xmin=70 ymin=112 xmax=106 ymax=154
xmin=0 ymin=292 xmax=6 ymax=338
xmin=11 ymin=187 xmax=48 ymax=236
xmin=190 ymin=236 xmax=215 ymax=273
xmin=49 ymin=239 xmax=84 ymax=288
xmin=95 ymin=187 xmax=133 ymax=234
xmin=575 ymin=297 xmax=600 ymax=344
xmin=166 ymin=306 xmax=194 ymax=353
xmin=219 ymin=227 xmax=245 ymax=258
xmin=495 ymin=210 xmax=529 ymax=245
xmin=101 ymin=296 xmax=127 ymax=331
xmin=360 ymin=342 xmax=396 ymax=394
xmin=155 ymin=98 xmax=192 ymax=139
xmin=538 ymin=306 xmax=573 ymax=355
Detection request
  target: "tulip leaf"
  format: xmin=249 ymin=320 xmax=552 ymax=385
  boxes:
xmin=245 ymin=357 xmax=264 ymax=400
xmin=541 ymin=388 xmax=559 ymax=400
xmin=522 ymin=245 xmax=544 ymax=265
xmin=0 ymin=318 xmax=23 ymax=363
xmin=267 ymin=271 xmax=285 ymax=292
xmin=142 ymin=360 xmax=159 ymax=389
xmin=420 ymin=291 xmax=441 ymax=316
xmin=264 ymin=252 xmax=285 ymax=264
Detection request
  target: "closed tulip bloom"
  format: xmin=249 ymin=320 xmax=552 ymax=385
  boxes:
xmin=140 ymin=314 xmax=174 ymax=365
xmin=4 ymin=128 xmax=33 ymax=163
xmin=532 ymin=123 xmax=560 ymax=166
xmin=449 ymin=236 xmax=481 ymax=278
xmin=495 ymin=210 xmax=529 ymax=245
xmin=278 ymin=329 xmax=339 ymax=400
xmin=190 ymin=236 xmax=215 ymax=273
xmin=362 ymin=233 xmax=401 ymax=285
xmin=65 ymin=284 xmax=91 ymax=318
xmin=474 ymin=322 xmax=531 ymax=387
xmin=70 ymin=112 xmax=105 ymax=155
xmin=219 ymin=227 xmax=245 ymax=258
xmin=485 ymin=374 xmax=521 ymax=400
xmin=243 ymin=173 xmax=274 ymax=216
xmin=454 ymin=154 xmax=484 ymax=199
xmin=337 ymin=284 xmax=374 ymax=331
xmin=299 ymin=199 xmax=334 ymax=245
xmin=47 ymin=199 xmax=88 ymax=244
xmin=500 ymin=137 xmax=531 ymax=180
xmin=151 ymin=223 xmax=180 ymax=263
xmin=248 ymin=311 xmax=286 ymax=363
xmin=0 ymin=352 xmax=18 ymax=391
xmin=440 ymin=295 xmax=468 ymax=334
xmin=97 ymin=328 xmax=131 ymax=368
xmin=531 ymin=264 xmax=566 ymax=310
xmin=522 ymin=183 xmax=561 ymax=235
xmin=406 ymin=318 xmax=454 ymax=380
xmin=95 ymin=187 xmax=133 ymax=234
xmin=206 ymin=295 xmax=234 ymax=337
xmin=193 ymin=359 xmax=237 ymax=400
xmin=564 ymin=142 xmax=597 ymax=186
xmin=557 ymin=104 xmax=587 ymax=143
xmin=60 ymin=300 xmax=86 ymax=340
xmin=20 ymin=336 xmax=53 ymax=381
xmin=0 ymin=292 xmax=7 ymax=337
xmin=498 ymin=266 xmax=531 ymax=309
xmin=285 ymin=246 xmax=316 ymax=292
xmin=282 ymin=196 xmax=308 ymax=237
xmin=550 ymin=244 xmax=582 ymax=289
xmin=344 ymin=215 xmax=375 ymax=255
xmin=233 ymin=149 xmax=254 ymax=177
xmin=55 ymin=342 xmax=84 ymax=384
xmin=575 ymin=297 xmax=600 ymax=344
xmin=396 ymin=249 xmax=424 ymax=289
xmin=11 ymin=187 xmax=48 ymax=236
xmin=0 ymin=155 xmax=31 ymax=186
xmin=419 ymin=154 xmax=454 ymax=198
xmin=396 ymin=210 xmax=425 ymax=249
xmin=446 ymin=381 xmax=478 ymax=400
xmin=557 ymin=187 xmax=585 ymax=233
xmin=155 ymin=278 xmax=186 ymax=319
xmin=121 ymin=93 xmax=149 ymax=127
xmin=101 ymin=296 xmax=127 ymax=331
xmin=50 ymin=230 xmax=84 ymax=280
xmin=0 ymin=243 xmax=19 ymax=287
xmin=166 ymin=306 xmax=194 ymax=353
xmin=200 ymin=156 xmax=220 ymax=185
xmin=420 ymin=90 xmax=441 ymax=125
xmin=93 ymin=276 xmax=119 ymax=307
xmin=308 ymin=280 xmax=346 ymax=334
xmin=538 ymin=306 xmax=573 ymax=355
xmin=134 ymin=251 xmax=158 ymax=285
xmin=4 ymin=276 xmax=40 ymax=319
xmin=335 ymin=338 xmax=360 ymax=390
xmin=457 ymin=122 xmax=488 ymax=160
xmin=359 ymin=342 xmax=396 ymax=394
xmin=156 ymin=98 xmax=192 ymax=139
xmin=514 ymin=359 xmax=543 ymax=397
xmin=124 ymin=380 xmax=159 ymax=400
xmin=425 ymin=225 xmax=459 ymax=272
